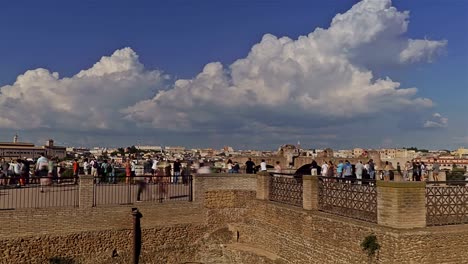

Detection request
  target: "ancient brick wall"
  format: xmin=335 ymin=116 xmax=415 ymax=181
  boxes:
xmin=234 ymin=200 xmax=468 ymax=264
xmin=1 ymin=176 xmax=468 ymax=264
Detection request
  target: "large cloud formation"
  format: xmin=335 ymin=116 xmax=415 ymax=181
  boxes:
xmin=122 ymin=0 xmax=446 ymax=132
xmin=0 ymin=48 xmax=166 ymax=130
xmin=0 ymin=0 xmax=447 ymax=141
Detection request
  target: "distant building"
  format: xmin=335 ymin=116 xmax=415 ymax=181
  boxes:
xmin=165 ymin=146 xmax=186 ymax=153
xmin=43 ymin=139 xmax=66 ymax=159
xmin=453 ymin=147 xmax=468 ymax=158
xmin=413 ymin=156 xmax=468 ymax=171
xmin=136 ymin=145 xmax=163 ymax=152
xmin=0 ymin=136 xmax=65 ymax=160
xmin=353 ymin=148 xmax=365 ymax=157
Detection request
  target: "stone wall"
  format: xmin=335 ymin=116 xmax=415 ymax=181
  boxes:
xmin=1 ymin=174 xmax=468 ymax=263
xmin=193 ymin=174 xmax=256 ymax=205
xmin=0 ymin=203 xmax=204 ymax=238
xmin=0 ymin=224 xmax=207 ymax=264
xmin=234 ymin=200 xmax=468 ymax=264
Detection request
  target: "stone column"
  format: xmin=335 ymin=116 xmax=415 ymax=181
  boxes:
xmin=303 ymin=175 xmax=319 ymax=210
xmin=377 ymin=181 xmax=426 ymax=229
xmin=79 ymin=175 xmax=94 ymax=208
xmin=192 ymin=174 xmax=205 ymax=204
xmin=256 ymin=172 xmax=270 ymax=200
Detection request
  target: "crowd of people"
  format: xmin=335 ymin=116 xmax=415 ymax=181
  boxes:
xmin=312 ymin=159 xmax=440 ymax=182
xmin=0 ymin=155 xmax=69 ymax=189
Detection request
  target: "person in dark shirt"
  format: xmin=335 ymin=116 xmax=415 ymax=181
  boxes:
xmin=173 ymin=159 xmax=181 ymax=184
xmin=245 ymin=158 xmax=256 ymax=174
xmin=22 ymin=159 xmax=30 ymax=185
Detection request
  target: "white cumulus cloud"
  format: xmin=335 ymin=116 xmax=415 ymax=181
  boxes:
xmin=122 ymin=0 xmax=444 ymax=132
xmin=424 ymin=113 xmax=448 ymax=128
xmin=0 ymin=48 xmax=167 ymax=130
xmin=400 ymin=39 xmax=447 ymax=63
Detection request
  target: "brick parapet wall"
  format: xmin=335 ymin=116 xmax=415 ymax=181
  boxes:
xmin=256 ymin=174 xmax=269 ymax=200
xmin=79 ymin=175 xmax=94 ymax=208
xmin=302 ymin=175 xmax=318 ymax=210
xmin=377 ymin=181 xmax=427 ymax=229
xmin=238 ymin=200 xmax=468 ymax=264
xmin=0 ymin=202 xmax=204 ymax=239
xmin=193 ymin=173 xmax=256 ymax=205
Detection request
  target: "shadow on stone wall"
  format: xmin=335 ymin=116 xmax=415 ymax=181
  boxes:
xmin=49 ymin=257 xmax=76 ymax=264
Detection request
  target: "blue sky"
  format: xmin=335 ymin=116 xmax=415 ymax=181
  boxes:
xmin=0 ymin=0 xmax=466 ymax=149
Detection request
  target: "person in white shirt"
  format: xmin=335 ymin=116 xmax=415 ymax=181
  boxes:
xmin=355 ymin=161 xmax=364 ymax=184
xmin=321 ymin=161 xmax=328 ymax=177
xmin=260 ymin=159 xmax=267 ymax=172
xmin=90 ymin=159 xmax=99 ymax=178
xmin=151 ymin=158 xmax=158 ymax=176
xmin=83 ymin=158 xmax=90 ymax=175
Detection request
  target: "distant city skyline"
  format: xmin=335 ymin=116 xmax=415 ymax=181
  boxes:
xmin=0 ymin=0 xmax=467 ymax=149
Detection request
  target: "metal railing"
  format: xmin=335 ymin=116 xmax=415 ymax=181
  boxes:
xmin=426 ymin=181 xmax=468 ymax=226
xmin=93 ymin=175 xmax=193 ymax=206
xmin=269 ymin=173 xmax=303 ymax=207
xmin=318 ymin=176 xmax=377 ymax=223
xmin=0 ymin=176 xmax=79 ymax=210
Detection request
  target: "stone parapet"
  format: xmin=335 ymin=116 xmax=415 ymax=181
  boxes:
xmin=256 ymin=173 xmax=270 ymax=200
xmin=377 ymin=181 xmax=426 ymax=229
xmin=302 ymin=175 xmax=319 ymax=210
xmin=79 ymin=175 xmax=94 ymax=208
xmin=193 ymin=174 xmax=257 ymax=204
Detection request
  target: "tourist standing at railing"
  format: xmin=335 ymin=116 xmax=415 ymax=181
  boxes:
xmin=413 ymin=162 xmax=420 ymax=181
xmin=421 ymin=162 xmax=427 ymax=181
xmin=226 ymin=159 xmax=233 ymax=173
xmin=433 ymin=159 xmax=440 ymax=182
xmin=310 ymin=160 xmax=321 ymax=176
xmin=125 ymin=159 xmax=131 ymax=184
xmin=0 ymin=158 xmax=8 ymax=185
xmin=90 ymin=158 xmax=99 ymax=180
xmin=321 ymin=161 xmax=328 ymax=177
xmin=403 ymin=161 xmax=411 ymax=181
xmin=21 ymin=158 xmax=30 ymax=185
xmin=233 ymin=162 xmax=240 ymax=173
xmin=36 ymin=155 xmax=49 ymax=192
xmin=245 ymin=158 xmax=256 ymax=174
xmin=130 ymin=159 xmax=137 ymax=178
xmin=173 ymin=159 xmax=181 ymax=184
xmin=13 ymin=159 xmax=23 ymax=186
xmin=368 ymin=159 xmax=375 ymax=180
xmin=336 ymin=160 xmax=344 ymax=178
xmin=327 ymin=161 xmax=335 ymax=177
xmin=151 ymin=158 xmax=158 ymax=177
xmin=355 ymin=160 xmax=364 ymax=184
xmin=108 ymin=159 xmax=116 ymax=184
xmin=260 ymin=159 xmax=267 ymax=172
xmin=343 ymin=160 xmax=353 ymax=183
xmin=83 ymin=158 xmax=90 ymax=175
xmin=101 ymin=160 xmax=110 ymax=183
xmin=73 ymin=159 xmax=79 ymax=184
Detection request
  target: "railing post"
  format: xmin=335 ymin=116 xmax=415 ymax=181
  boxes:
xmin=132 ymin=208 xmax=143 ymax=264
xmin=256 ymin=172 xmax=270 ymax=200
xmin=192 ymin=174 xmax=205 ymax=204
xmin=79 ymin=175 xmax=94 ymax=208
xmin=377 ymin=181 xmax=426 ymax=229
xmin=303 ymin=175 xmax=319 ymax=210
